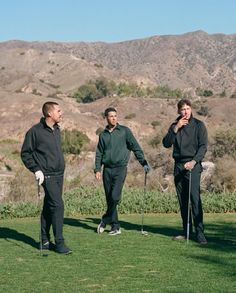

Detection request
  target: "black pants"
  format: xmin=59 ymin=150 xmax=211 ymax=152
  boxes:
xmin=102 ymin=166 xmax=127 ymax=229
xmin=41 ymin=175 xmax=64 ymax=244
xmin=174 ymin=163 xmax=204 ymax=236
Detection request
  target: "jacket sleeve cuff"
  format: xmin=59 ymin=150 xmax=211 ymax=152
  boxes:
xmin=192 ymin=158 xmax=198 ymax=164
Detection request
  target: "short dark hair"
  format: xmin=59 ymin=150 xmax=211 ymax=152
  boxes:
xmin=177 ymin=99 xmax=192 ymax=111
xmin=42 ymin=101 xmax=59 ymax=117
xmin=104 ymin=107 xmax=117 ymax=117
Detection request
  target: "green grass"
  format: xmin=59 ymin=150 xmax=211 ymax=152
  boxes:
xmin=0 ymin=214 xmax=235 ymax=292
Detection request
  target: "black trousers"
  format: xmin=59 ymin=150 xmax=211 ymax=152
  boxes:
xmin=102 ymin=166 xmax=127 ymax=229
xmin=174 ymin=163 xmax=204 ymax=236
xmin=41 ymin=175 xmax=64 ymax=244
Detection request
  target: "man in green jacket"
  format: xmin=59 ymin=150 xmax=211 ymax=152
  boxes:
xmin=95 ymin=107 xmax=150 ymax=235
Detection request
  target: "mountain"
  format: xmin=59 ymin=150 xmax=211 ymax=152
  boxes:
xmin=1 ymin=30 xmax=236 ymax=96
xmin=0 ymin=30 xmax=236 ymax=141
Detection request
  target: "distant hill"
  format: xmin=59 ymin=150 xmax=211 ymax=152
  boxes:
xmin=0 ymin=30 xmax=236 ymax=96
xmin=0 ymin=30 xmax=236 ymax=141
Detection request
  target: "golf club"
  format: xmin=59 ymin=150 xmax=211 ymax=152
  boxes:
xmin=141 ymin=170 xmax=148 ymax=236
xmin=37 ymin=180 xmax=48 ymax=257
xmin=186 ymin=170 xmax=192 ymax=244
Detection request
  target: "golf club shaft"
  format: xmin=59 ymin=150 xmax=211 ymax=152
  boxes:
xmin=187 ymin=170 xmax=192 ymax=243
xmin=141 ymin=171 xmax=147 ymax=232
xmin=37 ymin=181 xmax=43 ymax=256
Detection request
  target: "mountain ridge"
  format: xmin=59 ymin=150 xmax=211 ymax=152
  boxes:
xmin=1 ymin=30 xmax=236 ymax=95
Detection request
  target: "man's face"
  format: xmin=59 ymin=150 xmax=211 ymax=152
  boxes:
xmin=48 ymin=105 xmax=62 ymax=123
xmin=179 ymin=104 xmax=192 ymax=120
xmin=106 ymin=111 xmax=117 ymax=127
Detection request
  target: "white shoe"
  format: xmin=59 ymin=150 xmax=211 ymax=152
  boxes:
xmin=97 ymin=221 xmax=106 ymax=234
xmin=109 ymin=229 xmax=121 ymax=236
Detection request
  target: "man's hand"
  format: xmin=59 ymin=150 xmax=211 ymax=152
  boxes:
xmin=144 ymin=164 xmax=150 ymax=173
xmin=35 ymin=170 xmax=44 ymax=185
xmin=184 ymin=160 xmax=196 ymax=171
xmin=174 ymin=116 xmax=189 ymax=133
xmin=95 ymin=171 xmax=101 ymax=181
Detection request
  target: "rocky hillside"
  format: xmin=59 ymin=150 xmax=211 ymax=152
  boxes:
xmin=0 ymin=30 xmax=235 ymax=139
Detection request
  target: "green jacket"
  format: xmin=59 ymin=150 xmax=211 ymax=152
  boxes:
xmin=95 ymin=124 xmax=147 ymax=172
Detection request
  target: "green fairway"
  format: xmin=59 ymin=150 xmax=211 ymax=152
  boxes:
xmin=0 ymin=214 xmax=235 ymax=292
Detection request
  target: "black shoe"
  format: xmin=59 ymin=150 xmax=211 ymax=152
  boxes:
xmin=55 ymin=242 xmax=72 ymax=254
xmin=97 ymin=221 xmax=106 ymax=234
xmin=197 ymin=233 xmax=208 ymax=245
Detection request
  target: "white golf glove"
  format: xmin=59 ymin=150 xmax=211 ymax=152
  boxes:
xmin=35 ymin=170 xmax=44 ymax=185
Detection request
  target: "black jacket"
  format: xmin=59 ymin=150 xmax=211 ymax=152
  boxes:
xmin=21 ymin=118 xmax=65 ymax=176
xmin=162 ymin=115 xmax=207 ymax=163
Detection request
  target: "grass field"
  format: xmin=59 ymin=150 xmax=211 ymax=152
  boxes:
xmin=0 ymin=214 xmax=235 ymax=293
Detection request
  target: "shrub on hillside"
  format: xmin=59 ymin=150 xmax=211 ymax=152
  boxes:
xmin=196 ymin=87 xmax=213 ymax=97
xmin=61 ymin=129 xmax=90 ymax=155
xmin=230 ymin=91 xmax=236 ymax=99
xmin=149 ymin=133 xmax=162 ymax=148
xmin=73 ymin=78 xmax=185 ymax=102
xmin=210 ymin=155 xmax=236 ymax=192
xmin=73 ymin=78 xmax=116 ymax=103
xmin=124 ymin=113 xmax=136 ymax=119
xmin=151 ymin=85 xmax=183 ymax=99
xmin=212 ymin=129 xmax=236 ymax=159
xmin=73 ymin=83 xmax=100 ymax=103
xmin=116 ymin=82 xmax=145 ymax=97
xmin=151 ymin=120 xmax=161 ymax=128
xmin=197 ymin=106 xmax=209 ymax=116
xmin=8 ymin=167 xmax=37 ymax=202
xmin=219 ymin=90 xmax=226 ymax=98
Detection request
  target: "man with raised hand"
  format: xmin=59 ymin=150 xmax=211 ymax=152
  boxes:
xmin=21 ymin=101 xmax=72 ymax=254
xmin=95 ymin=107 xmax=150 ymax=235
xmin=163 ymin=99 xmax=208 ymax=245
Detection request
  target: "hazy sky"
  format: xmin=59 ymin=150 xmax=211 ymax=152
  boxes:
xmin=1 ymin=0 xmax=235 ymax=43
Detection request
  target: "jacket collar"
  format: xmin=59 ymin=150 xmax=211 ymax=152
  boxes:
xmin=105 ymin=123 xmax=121 ymax=132
xmin=40 ymin=117 xmax=59 ymax=130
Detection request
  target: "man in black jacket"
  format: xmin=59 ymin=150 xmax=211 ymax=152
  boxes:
xmin=21 ymin=101 xmax=72 ymax=254
xmin=163 ymin=99 xmax=208 ymax=244
xmin=95 ymin=107 xmax=150 ymax=235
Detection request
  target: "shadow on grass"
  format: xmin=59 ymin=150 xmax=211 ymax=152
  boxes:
xmin=187 ymin=222 xmax=236 ymax=281
xmin=0 ymin=227 xmax=38 ymax=249
xmin=120 ymin=219 xmax=179 ymax=237
xmin=64 ymin=217 xmax=236 ymax=253
xmin=64 ymin=217 xmax=100 ymax=233
xmin=201 ymin=222 xmax=236 ymax=252
xmin=64 ymin=216 xmax=178 ymax=236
